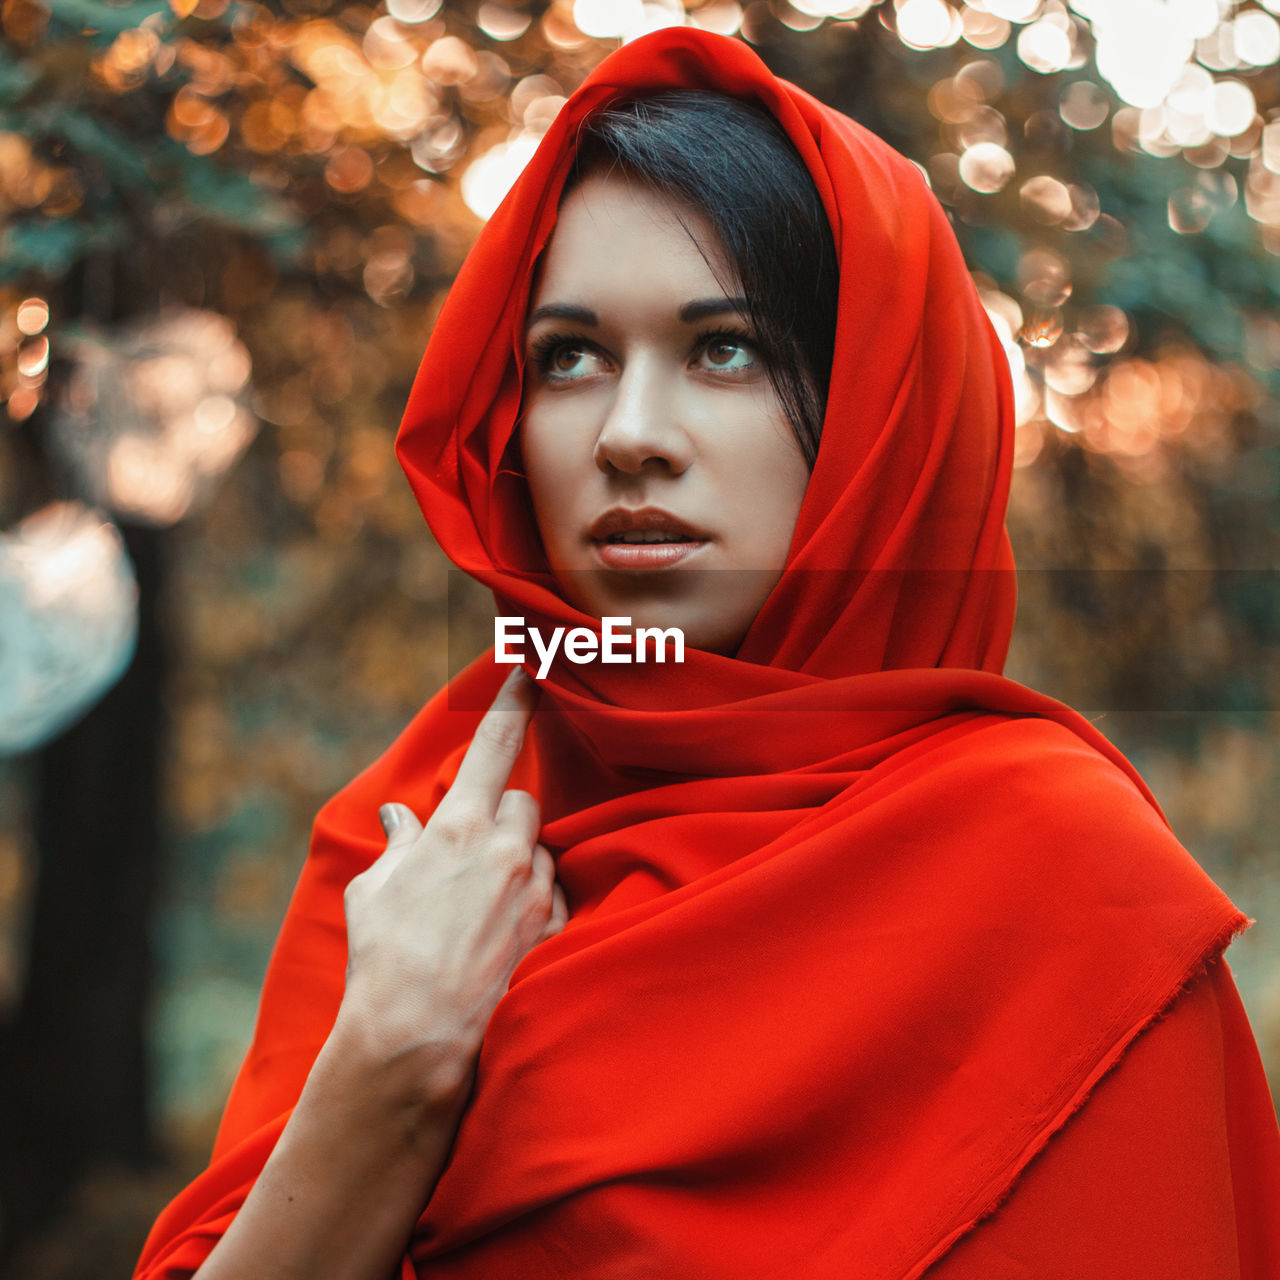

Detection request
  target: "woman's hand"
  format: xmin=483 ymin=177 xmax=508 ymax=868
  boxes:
xmin=191 ymin=666 xmax=566 ymax=1280
xmin=337 ymin=663 xmax=568 ymax=1107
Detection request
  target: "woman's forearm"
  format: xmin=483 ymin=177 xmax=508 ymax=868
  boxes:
xmin=192 ymin=1007 xmax=472 ymax=1280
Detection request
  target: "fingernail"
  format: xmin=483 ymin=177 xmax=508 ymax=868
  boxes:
xmin=378 ymin=803 xmax=402 ymax=837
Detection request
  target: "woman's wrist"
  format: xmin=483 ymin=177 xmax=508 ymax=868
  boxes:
xmin=326 ymin=991 xmax=477 ymax=1125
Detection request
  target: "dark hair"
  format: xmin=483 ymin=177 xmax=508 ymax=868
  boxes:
xmin=566 ymin=90 xmax=839 ymax=470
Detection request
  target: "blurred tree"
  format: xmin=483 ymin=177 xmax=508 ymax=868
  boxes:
xmin=0 ymin=0 xmax=1277 ymax=1271
xmin=0 ymin=0 xmax=300 ymax=1258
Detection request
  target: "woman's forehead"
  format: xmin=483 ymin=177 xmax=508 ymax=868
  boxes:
xmin=526 ymin=172 xmax=736 ymax=318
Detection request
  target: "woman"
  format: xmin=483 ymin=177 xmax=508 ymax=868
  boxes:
xmin=135 ymin=26 xmax=1280 ymax=1280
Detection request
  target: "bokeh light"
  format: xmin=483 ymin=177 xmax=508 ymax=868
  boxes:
xmin=1020 ymin=175 xmax=1072 ymax=224
xmin=52 ymin=311 xmax=257 ymax=527
xmin=959 ymin=140 xmax=1015 ymax=192
xmin=0 ymin=503 xmax=138 ymax=755
xmin=1017 ymin=19 xmax=1072 ymax=74
xmin=896 ymin=0 xmax=960 ymax=51
xmin=1093 ymin=0 xmax=1196 ymax=108
xmin=1235 ymin=10 xmax=1280 ymax=66
xmin=15 ymin=299 xmax=47 ymax=336
xmin=461 ymin=128 xmax=546 ymax=218
xmin=961 ymin=8 xmax=1010 ymax=50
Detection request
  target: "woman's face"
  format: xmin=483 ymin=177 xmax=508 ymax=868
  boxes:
xmin=519 ymin=171 xmax=811 ymax=656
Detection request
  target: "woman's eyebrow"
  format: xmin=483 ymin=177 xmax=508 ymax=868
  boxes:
xmin=527 ymin=302 xmax=596 ymax=327
xmin=526 ymin=296 xmax=751 ymax=329
xmin=679 ymin=296 xmax=750 ymax=322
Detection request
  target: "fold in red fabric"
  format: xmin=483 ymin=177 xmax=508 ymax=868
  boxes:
xmin=135 ymin=26 xmax=1280 ymax=1279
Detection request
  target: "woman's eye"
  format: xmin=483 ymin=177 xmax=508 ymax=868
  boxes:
xmin=551 ymin=344 xmax=588 ymax=373
xmin=699 ymin=336 xmax=756 ymax=371
xmin=531 ymin=338 xmax=602 ymax=381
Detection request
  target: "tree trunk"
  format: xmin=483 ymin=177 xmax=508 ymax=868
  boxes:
xmin=0 ymin=522 xmax=164 ymax=1263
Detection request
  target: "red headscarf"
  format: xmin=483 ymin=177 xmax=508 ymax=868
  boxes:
xmin=136 ymin=27 xmax=1248 ymax=1279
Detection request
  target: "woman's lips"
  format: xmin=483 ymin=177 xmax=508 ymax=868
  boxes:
xmin=592 ymin=538 xmax=708 ymax=569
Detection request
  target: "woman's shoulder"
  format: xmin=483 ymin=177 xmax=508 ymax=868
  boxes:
xmin=889 ymin=708 xmax=1172 ymax=840
xmin=877 ymin=707 xmax=1240 ymax=925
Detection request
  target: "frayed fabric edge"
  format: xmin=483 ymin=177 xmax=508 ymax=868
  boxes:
xmin=905 ymin=910 xmax=1254 ymax=1280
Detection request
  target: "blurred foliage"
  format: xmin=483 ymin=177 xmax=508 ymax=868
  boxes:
xmin=1 ymin=0 xmax=1279 ymax=1275
xmin=0 ymin=3 xmax=300 ymax=278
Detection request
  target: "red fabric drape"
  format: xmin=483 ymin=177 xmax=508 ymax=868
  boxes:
xmin=135 ymin=27 xmax=1280 ymax=1279
xmin=930 ymin=955 xmax=1280 ymax=1278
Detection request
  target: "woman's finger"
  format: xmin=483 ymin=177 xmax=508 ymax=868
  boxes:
xmin=378 ymin=801 xmax=423 ymax=844
xmin=365 ymin=802 xmax=423 ymax=880
xmin=540 ymin=881 xmax=569 ymax=940
xmin=530 ymin=842 xmax=555 ymax=885
xmin=439 ymin=667 xmax=538 ymax=822
xmin=495 ymin=788 xmax=540 ymax=846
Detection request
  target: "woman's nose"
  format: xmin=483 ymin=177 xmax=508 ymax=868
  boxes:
xmin=593 ymin=358 xmax=695 ymax=476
